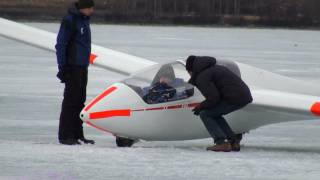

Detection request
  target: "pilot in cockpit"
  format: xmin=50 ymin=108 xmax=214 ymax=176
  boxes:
xmin=143 ymin=65 xmax=194 ymax=104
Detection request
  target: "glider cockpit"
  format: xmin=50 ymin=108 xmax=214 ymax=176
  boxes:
xmin=123 ymin=62 xmax=194 ymax=105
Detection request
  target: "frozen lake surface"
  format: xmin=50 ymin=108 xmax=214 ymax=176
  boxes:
xmin=0 ymin=23 xmax=320 ymax=180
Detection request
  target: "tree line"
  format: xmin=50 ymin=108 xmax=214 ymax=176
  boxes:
xmin=0 ymin=0 xmax=319 ymax=27
xmin=101 ymin=0 xmax=320 ymax=26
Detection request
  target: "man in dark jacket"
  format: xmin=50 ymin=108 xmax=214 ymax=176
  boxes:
xmin=186 ymin=56 xmax=253 ymax=152
xmin=56 ymin=0 xmax=95 ymax=145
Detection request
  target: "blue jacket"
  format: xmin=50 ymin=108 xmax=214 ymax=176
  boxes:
xmin=55 ymin=5 xmax=91 ymax=68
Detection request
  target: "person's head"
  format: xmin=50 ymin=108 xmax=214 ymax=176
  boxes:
xmin=152 ymin=65 xmax=175 ymax=85
xmin=159 ymin=76 xmax=172 ymax=84
xmin=186 ymin=55 xmax=196 ymax=75
xmin=76 ymin=0 xmax=95 ymax=16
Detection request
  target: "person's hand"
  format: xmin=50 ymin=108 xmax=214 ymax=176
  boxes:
xmin=57 ymin=66 xmax=71 ymax=83
xmin=192 ymin=105 xmax=202 ymax=116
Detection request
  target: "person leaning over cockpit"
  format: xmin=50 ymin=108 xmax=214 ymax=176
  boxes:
xmin=186 ymin=55 xmax=253 ymax=152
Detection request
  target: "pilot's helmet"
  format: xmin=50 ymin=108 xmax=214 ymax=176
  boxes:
xmin=152 ymin=65 xmax=175 ymax=85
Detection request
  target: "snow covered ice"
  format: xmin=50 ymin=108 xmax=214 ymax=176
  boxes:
xmin=0 ymin=23 xmax=320 ymax=180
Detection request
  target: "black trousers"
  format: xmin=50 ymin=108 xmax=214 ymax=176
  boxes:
xmin=58 ymin=67 xmax=88 ymax=140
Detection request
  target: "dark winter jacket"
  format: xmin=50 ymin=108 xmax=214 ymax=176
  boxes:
xmin=188 ymin=56 xmax=253 ymax=109
xmin=55 ymin=4 xmax=92 ymax=68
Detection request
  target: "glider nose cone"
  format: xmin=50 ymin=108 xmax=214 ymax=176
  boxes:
xmin=81 ymin=83 xmax=140 ymax=124
xmin=79 ymin=83 xmax=142 ymax=134
xmin=81 ymin=86 xmax=118 ymax=122
xmin=80 ymin=110 xmax=89 ymax=122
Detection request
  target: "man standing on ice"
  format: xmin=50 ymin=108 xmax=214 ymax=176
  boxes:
xmin=186 ymin=56 xmax=253 ymax=152
xmin=55 ymin=0 xmax=95 ymax=145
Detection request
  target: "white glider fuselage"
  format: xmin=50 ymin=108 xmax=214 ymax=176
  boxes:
xmin=80 ymin=61 xmax=320 ymax=141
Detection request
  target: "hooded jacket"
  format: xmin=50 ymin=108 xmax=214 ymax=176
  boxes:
xmin=188 ymin=56 xmax=253 ymax=109
xmin=55 ymin=4 xmax=91 ymax=68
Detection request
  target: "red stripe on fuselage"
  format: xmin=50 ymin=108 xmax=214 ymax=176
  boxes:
xmin=88 ymin=102 xmax=200 ymax=120
xmin=90 ymin=110 xmax=131 ymax=120
xmin=146 ymin=107 xmax=165 ymax=111
xmin=167 ymin=105 xmax=183 ymax=109
xmin=139 ymin=103 xmax=199 ymax=112
xmin=84 ymin=86 xmax=117 ymax=112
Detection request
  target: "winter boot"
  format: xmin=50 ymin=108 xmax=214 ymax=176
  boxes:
xmin=79 ymin=137 xmax=95 ymax=144
xmin=229 ymin=134 xmax=242 ymax=152
xmin=206 ymin=142 xmax=232 ymax=152
xmin=59 ymin=138 xmax=81 ymax=145
xmin=231 ymin=142 xmax=241 ymax=152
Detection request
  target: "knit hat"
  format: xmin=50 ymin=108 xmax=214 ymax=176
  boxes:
xmin=77 ymin=0 xmax=95 ymax=9
xmin=186 ymin=55 xmax=196 ymax=72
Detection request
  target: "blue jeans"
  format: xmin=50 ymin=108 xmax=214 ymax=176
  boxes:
xmin=199 ymin=101 xmax=243 ymax=144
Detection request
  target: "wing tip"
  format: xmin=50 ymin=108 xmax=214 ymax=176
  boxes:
xmin=311 ymin=102 xmax=320 ymax=116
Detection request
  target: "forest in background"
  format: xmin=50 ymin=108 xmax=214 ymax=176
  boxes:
xmin=0 ymin=0 xmax=319 ymax=27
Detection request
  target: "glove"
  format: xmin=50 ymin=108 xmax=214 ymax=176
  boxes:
xmin=192 ymin=105 xmax=202 ymax=116
xmin=56 ymin=66 xmax=71 ymax=83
